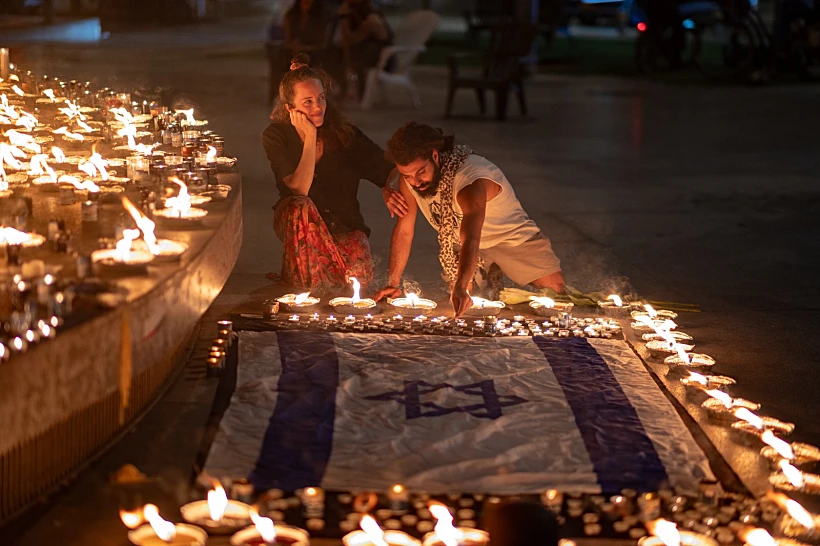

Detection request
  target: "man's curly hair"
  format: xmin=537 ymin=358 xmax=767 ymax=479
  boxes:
xmin=385 ymin=122 xmax=455 ymax=166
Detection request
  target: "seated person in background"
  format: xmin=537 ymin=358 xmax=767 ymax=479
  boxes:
xmin=262 ymin=54 xmax=396 ymax=291
xmin=268 ymin=0 xmax=331 ymax=105
xmin=376 ymin=122 xmax=565 ymax=318
xmin=336 ymin=0 xmax=393 ymax=99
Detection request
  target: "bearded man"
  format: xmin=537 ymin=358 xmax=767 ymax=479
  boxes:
xmin=376 ymin=122 xmax=564 ymax=318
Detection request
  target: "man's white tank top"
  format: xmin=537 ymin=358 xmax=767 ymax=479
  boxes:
xmin=411 ymin=154 xmax=541 ymax=249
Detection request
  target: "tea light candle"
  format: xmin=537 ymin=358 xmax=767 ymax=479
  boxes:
xmin=388 ymin=484 xmax=409 ymax=514
xmin=343 ymin=515 xmax=421 ymax=546
xmin=300 ymin=487 xmax=324 ymax=519
xmin=127 ymin=505 xmax=207 ymax=546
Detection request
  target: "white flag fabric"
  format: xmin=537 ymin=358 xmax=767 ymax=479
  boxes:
xmin=204 ymin=331 xmax=713 ymax=494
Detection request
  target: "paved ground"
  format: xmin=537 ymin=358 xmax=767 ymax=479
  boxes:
xmin=4 ymin=10 xmax=820 ymax=544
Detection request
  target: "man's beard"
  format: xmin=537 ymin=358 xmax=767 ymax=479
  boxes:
xmin=412 ymin=163 xmax=442 ymax=198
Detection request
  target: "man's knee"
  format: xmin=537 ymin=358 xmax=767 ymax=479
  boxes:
xmin=531 ymin=270 xmax=565 ymax=293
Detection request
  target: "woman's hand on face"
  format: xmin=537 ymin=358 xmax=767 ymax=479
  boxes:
xmin=289 ymin=109 xmax=317 ymax=141
xmin=382 ymin=186 xmax=409 ymax=218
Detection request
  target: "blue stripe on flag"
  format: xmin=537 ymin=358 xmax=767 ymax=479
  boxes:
xmin=249 ymin=330 xmax=339 ymax=491
xmin=533 ymin=337 xmax=668 ymax=492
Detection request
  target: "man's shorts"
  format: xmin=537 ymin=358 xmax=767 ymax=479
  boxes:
xmin=478 ymin=232 xmax=562 ymax=286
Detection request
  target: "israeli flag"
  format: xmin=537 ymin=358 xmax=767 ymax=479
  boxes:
xmin=204 ymin=331 xmax=713 ymax=494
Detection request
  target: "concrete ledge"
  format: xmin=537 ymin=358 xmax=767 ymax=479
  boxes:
xmin=0 ymin=17 xmax=101 ymax=43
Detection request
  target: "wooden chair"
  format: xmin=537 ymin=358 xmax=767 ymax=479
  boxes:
xmin=445 ymin=20 xmax=540 ymax=121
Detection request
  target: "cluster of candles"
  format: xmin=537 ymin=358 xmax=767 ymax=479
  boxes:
xmin=206 ymin=320 xmax=234 ymax=377
xmin=625 ymin=298 xmax=820 ymax=499
xmin=119 ymin=482 xmax=490 ymax=546
xmin=119 ymin=476 xmax=819 ymax=546
xmin=0 ymin=61 xmax=236 ymax=360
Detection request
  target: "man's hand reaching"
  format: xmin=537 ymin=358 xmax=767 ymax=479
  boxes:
xmin=374 ymin=285 xmax=402 ymax=302
xmin=451 ymin=286 xmax=472 ymax=319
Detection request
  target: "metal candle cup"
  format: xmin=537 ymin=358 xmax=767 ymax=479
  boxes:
xmin=329 ymin=297 xmax=377 ymax=315
xmin=180 ymin=499 xmax=252 ymax=534
xmin=230 ymin=524 xmax=310 ymax=546
xmin=639 ymin=531 xmax=719 ymax=546
xmin=421 ymin=528 xmax=489 ymax=546
xmin=276 ymin=293 xmax=321 ymax=313
xmin=128 ymin=523 xmax=208 ymax=546
xmin=342 ymin=530 xmax=421 ymax=546
xmin=390 ymin=295 xmax=437 ymax=316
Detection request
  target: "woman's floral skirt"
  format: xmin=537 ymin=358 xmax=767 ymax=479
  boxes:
xmin=273 ymin=196 xmax=373 ymax=290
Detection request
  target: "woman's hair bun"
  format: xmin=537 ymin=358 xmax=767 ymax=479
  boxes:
xmin=290 ymin=53 xmax=311 ymax=69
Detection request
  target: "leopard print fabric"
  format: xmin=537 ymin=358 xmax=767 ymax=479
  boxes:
xmin=432 ymin=144 xmax=484 ymax=284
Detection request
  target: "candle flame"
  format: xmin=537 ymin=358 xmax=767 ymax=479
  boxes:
xmin=406 ymin=292 xmax=420 ymax=307
xmin=60 ymin=174 xmax=99 ymax=192
xmin=360 ymin=515 xmax=389 ymax=546
xmin=207 ymin=482 xmax=228 ymax=522
xmin=89 ymin=152 xmax=109 ymax=181
xmin=249 ymin=506 xmax=277 ymax=543
xmin=176 ymin=108 xmax=196 ymax=125
xmin=675 ymin=343 xmax=690 ymax=364
xmin=647 ymin=519 xmax=681 ymax=546
xmin=142 ymin=504 xmax=177 ymax=542
xmin=122 ymin=197 xmax=160 ymax=254
xmin=54 ymin=126 xmax=86 ymax=141
xmin=0 ymin=226 xmax=37 ymax=246
xmin=206 ymin=145 xmax=217 ymax=161
xmin=429 ymin=502 xmax=462 ymax=546
xmin=530 ymin=295 xmax=555 ymax=308
xmin=7 ymin=130 xmax=41 ymax=153
xmin=392 ymin=484 xmax=405 ymax=494
xmin=349 ymin=277 xmax=361 ymax=303
xmin=294 ymin=292 xmax=311 ymax=305
xmin=644 ymin=304 xmax=658 ymax=318
xmin=119 ymin=508 xmax=144 ymax=529
xmin=734 ymin=408 xmax=764 ymax=430
xmin=685 ymin=371 xmax=708 ymax=386
xmin=739 ymin=528 xmax=778 ymax=546
xmin=51 ymin=146 xmax=66 ymax=163
xmin=1 ymin=143 xmax=26 ymax=170
xmin=705 ymin=389 xmax=734 ymax=409
xmin=166 ymin=177 xmax=192 ymax=216
xmin=43 ymin=89 xmax=57 ymax=102
xmin=114 ymin=229 xmax=141 ymax=262
xmin=765 ymin=491 xmax=815 ymax=530
xmin=761 ymin=430 xmax=795 ymax=460
xmin=11 ymin=85 xmax=24 ymax=96
xmin=608 ymin=294 xmax=623 ymax=307
xmin=779 ymin=459 xmax=805 ymax=488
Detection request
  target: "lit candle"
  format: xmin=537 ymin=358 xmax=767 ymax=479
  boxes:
xmin=300 ymin=487 xmax=325 ymax=519
xmin=126 ymin=504 xmax=207 ymax=546
xmin=342 ymin=514 xmax=421 ymax=546
xmin=388 ymin=484 xmax=409 ymax=514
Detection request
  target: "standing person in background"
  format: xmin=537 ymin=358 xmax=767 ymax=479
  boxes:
xmin=336 ymin=0 xmax=393 ymax=100
xmin=268 ymin=0 xmax=333 ymax=105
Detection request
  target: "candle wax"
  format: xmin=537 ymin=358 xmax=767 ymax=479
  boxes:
xmin=242 ymin=537 xmax=297 ymax=546
xmin=140 ymin=535 xmax=201 ymax=546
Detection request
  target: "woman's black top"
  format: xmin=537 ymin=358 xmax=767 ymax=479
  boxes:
xmin=261 ymin=122 xmax=393 ymax=237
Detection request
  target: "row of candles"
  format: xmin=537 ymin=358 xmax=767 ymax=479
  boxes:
xmin=117 ymin=478 xmax=816 ymax=546
xmin=119 ymin=483 xmax=487 ymax=546
xmin=595 ymin=296 xmax=820 ymax=544
xmin=1 ymin=62 xmax=236 ymax=360
xmin=265 ymin=278 xmax=623 ymax=339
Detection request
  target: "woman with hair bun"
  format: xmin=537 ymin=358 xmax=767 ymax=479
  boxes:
xmin=261 ymin=53 xmax=407 ymax=291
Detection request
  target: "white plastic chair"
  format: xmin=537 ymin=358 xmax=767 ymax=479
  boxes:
xmin=360 ymin=10 xmax=440 ymax=110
